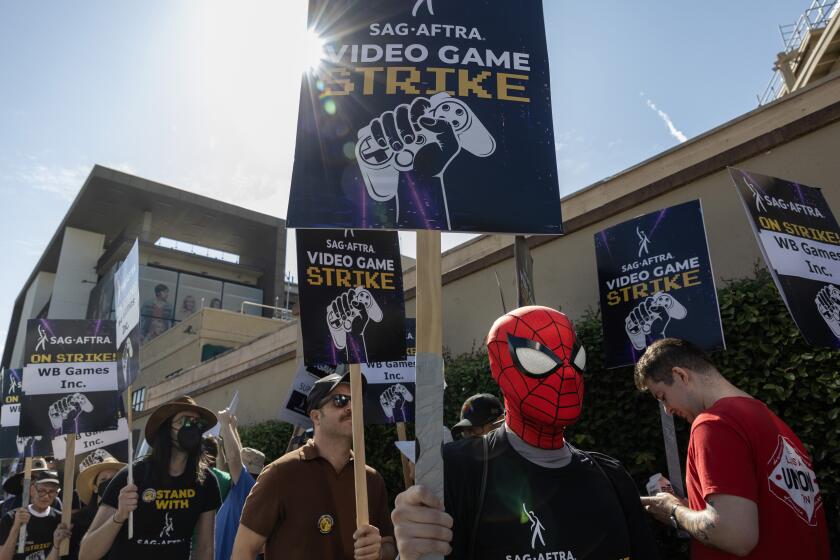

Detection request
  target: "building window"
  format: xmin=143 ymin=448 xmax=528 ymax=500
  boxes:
xmin=154 ymin=237 xmax=240 ymax=264
xmin=131 ymin=387 xmax=146 ymax=412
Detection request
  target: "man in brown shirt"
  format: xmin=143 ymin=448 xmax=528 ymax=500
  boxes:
xmin=232 ymin=372 xmax=396 ymax=560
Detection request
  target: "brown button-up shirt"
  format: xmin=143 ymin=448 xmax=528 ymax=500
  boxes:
xmin=239 ymin=440 xmax=394 ymax=559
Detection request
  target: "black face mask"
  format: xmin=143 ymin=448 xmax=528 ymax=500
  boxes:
xmin=176 ymin=425 xmax=203 ymax=453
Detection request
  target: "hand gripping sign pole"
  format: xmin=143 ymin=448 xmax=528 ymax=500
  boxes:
xmin=415 ymin=231 xmax=444 ymax=560
xmin=59 ymin=435 xmax=76 ymax=556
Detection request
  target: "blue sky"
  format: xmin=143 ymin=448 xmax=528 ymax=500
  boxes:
xmin=0 ymin=1 xmax=809 ymax=354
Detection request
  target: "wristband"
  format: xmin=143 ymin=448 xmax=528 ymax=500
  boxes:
xmin=669 ymin=504 xmax=681 ymax=530
xmin=112 ymin=513 xmax=125 ymax=525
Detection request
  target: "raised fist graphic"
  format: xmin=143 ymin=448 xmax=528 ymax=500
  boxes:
xmin=815 ymin=284 xmax=840 ymax=339
xmin=15 ymin=435 xmax=43 ymax=457
xmin=625 ymin=292 xmax=688 ymax=351
xmin=48 ymin=392 xmax=94 ymax=432
xmin=355 ymin=92 xmax=496 ymax=229
xmin=379 ymin=383 xmax=414 ymax=422
xmin=327 ymin=288 xmax=383 ymax=363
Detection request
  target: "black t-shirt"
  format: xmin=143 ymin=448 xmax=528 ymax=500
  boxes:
xmin=100 ymin=460 xmax=221 ymax=560
xmin=0 ymin=505 xmax=61 ymax=560
xmin=443 ymin=428 xmax=660 ymax=560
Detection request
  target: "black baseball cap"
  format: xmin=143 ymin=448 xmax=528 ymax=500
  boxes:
xmin=305 ymin=369 xmax=367 ymax=415
xmin=451 ymin=393 xmax=504 ymax=433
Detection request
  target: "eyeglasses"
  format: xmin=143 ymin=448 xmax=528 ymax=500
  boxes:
xmin=33 ymin=486 xmax=59 ymax=497
xmin=320 ymin=394 xmax=351 ymax=409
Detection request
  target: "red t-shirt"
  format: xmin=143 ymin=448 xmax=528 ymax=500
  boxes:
xmin=686 ymin=397 xmax=830 ymax=559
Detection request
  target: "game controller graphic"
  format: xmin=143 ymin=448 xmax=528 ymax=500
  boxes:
xmin=48 ymin=392 xmax=94 ymax=432
xmin=625 ymin=292 xmax=688 ymax=351
xmin=327 ymin=288 xmax=383 ymax=362
xmin=355 ymin=93 xmax=496 ymax=227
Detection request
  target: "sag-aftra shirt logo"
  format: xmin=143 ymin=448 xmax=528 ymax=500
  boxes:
xmin=505 ymin=503 xmax=630 ymax=560
xmin=141 ymin=487 xmax=197 ymax=510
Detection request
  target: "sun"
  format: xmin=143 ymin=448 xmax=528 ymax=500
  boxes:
xmin=301 ymin=28 xmax=326 ymax=73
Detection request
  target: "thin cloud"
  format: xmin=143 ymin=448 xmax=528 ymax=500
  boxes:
xmin=14 ymin=239 xmax=48 ymax=257
xmin=16 ymin=164 xmax=89 ymax=200
xmin=8 ymin=161 xmax=136 ymax=201
xmin=645 ymin=99 xmax=687 ymax=143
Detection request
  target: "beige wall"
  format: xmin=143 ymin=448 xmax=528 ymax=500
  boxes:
xmin=134 ymin=319 xmax=299 ymax=434
xmin=138 ymin=308 xmax=285 ymax=387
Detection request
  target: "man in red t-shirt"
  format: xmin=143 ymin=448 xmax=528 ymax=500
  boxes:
xmin=636 ymin=338 xmax=830 ymax=559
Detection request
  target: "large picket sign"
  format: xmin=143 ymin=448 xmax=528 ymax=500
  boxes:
xmin=731 ymin=168 xmax=840 ymax=348
xmin=287 ymin=0 xmax=561 ymax=234
xmin=115 ymin=240 xmax=141 ymax=389
xmin=297 ymin=229 xmax=406 ymax=365
xmin=594 ymin=200 xmax=725 ymax=368
xmin=0 ymin=368 xmax=52 ymax=459
xmin=19 ymin=320 xmax=121 ymax=437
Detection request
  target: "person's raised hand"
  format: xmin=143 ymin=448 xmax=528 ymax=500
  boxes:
xmin=392 ymin=485 xmax=453 ymax=560
xmin=353 ymin=524 xmax=382 ymax=560
xmin=115 ymin=483 xmax=138 ymax=523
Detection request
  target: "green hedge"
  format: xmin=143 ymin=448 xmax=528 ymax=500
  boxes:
xmin=240 ymin=270 xmax=838 ymax=557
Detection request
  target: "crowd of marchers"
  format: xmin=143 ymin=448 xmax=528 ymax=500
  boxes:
xmin=0 ymin=305 xmax=830 ymax=559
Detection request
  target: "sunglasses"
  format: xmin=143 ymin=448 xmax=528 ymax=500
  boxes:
xmin=171 ymin=416 xmax=208 ymax=429
xmin=320 ymin=394 xmax=351 ymax=409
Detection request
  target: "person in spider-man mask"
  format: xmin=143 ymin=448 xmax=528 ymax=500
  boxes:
xmin=392 ymin=306 xmax=660 ymax=560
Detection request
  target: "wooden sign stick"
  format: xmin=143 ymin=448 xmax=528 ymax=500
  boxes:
xmin=126 ymin=385 xmax=134 ymax=539
xmin=284 ymin=426 xmax=306 ymax=453
xmin=59 ymin=435 xmax=76 ymax=556
xmin=395 ymin=422 xmax=412 ymax=489
xmin=415 ymin=230 xmax=444 ymax=560
xmin=514 ymin=235 xmax=536 ymax=307
xmin=349 ymin=363 xmax=369 ymax=528
xmin=17 ymin=457 xmax=32 ymax=554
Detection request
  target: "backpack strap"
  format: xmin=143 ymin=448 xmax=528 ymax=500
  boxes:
xmin=569 ymin=445 xmax=631 ymax=532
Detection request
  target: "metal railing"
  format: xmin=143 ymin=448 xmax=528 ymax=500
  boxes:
xmin=240 ymin=300 xmax=294 ymax=321
xmin=758 ymin=0 xmax=839 ymax=105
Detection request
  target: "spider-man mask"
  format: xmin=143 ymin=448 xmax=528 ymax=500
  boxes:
xmin=487 ymin=306 xmax=586 ymax=449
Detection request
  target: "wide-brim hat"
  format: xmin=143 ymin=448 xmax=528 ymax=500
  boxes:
xmin=2 ymin=468 xmax=60 ymax=495
xmin=144 ymin=395 xmax=217 ymax=444
xmin=77 ymin=454 xmax=126 ymax=505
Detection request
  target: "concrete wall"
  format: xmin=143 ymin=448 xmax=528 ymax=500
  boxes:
xmin=133 ymin=320 xmax=299 ymax=434
xmin=10 ymin=272 xmax=55 ymax=367
xmin=49 ymin=227 xmax=105 ymax=319
xmin=138 ymin=308 xmax=285 ymax=388
xmin=142 ymin=245 xmax=262 ymax=287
